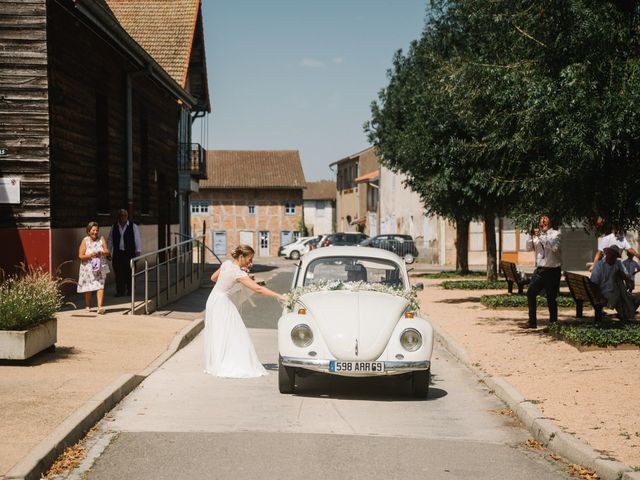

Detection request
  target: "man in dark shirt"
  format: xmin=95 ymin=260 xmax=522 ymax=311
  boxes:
xmin=107 ymin=209 xmax=141 ymax=297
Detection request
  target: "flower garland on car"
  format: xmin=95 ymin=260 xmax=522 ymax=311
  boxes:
xmin=284 ymin=280 xmax=420 ymax=313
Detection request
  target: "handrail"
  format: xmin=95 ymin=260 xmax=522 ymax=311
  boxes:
xmin=171 ymin=232 xmax=222 ymax=264
xmin=129 ymin=236 xmax=205 ymax=314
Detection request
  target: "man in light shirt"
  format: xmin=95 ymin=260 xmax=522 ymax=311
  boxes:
xmin=589 ymin=226 xmax=640 ymax=271
xmin=590 ymin=245 xmax=640 ymax=321
xmin=525 ymin=215 xmax=562 ymax=328
xmin=107 ymin=209 xmax=142 ymax=297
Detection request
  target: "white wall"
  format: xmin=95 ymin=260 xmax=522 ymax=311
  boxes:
xmin=303 ymin=199 xmax=334 ymax=235
xmin=379 ymin=166 xmax=448 ymax=264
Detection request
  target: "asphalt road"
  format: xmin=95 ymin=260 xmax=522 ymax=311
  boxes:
xmin=66 ymin=268 xmax=567 ymax=480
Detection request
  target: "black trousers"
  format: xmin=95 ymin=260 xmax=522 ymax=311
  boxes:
xmin=113 ymin=250 xmax=133 ymax=295
xmin=527 ymin=266 xmax=561 ymax=324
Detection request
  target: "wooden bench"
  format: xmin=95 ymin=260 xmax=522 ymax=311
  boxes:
xmin=500 ymin=261 xmax=529 ymax=294
xmin=563 ymin=271 xmax=606 ymax=322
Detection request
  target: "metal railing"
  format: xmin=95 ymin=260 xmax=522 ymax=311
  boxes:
xmin=129 ymin=236 xmax=205 ymax=314
xmin=172 ymin=232 xmax=222 ymax=265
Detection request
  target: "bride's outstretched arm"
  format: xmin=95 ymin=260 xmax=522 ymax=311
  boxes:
xmin=237 ymin=276 xmax=286 ymax=301
xmin=210 ymin=268 xmax=221 ymax=283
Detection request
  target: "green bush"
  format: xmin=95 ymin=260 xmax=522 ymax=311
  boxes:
xmin=0 ymin=266 xmax=64 ymax=330
xmin=549 ymin=321 xmax=640 ymax=347
xmin=481 ymin=294 xmax=577 ymax=309
xmin=419 ymin=270 xmax=486 ymax=279
xmin=442 ymin=280 xmax=508 ymax=290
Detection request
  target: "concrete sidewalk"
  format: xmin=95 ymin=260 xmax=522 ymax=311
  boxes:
xmin=0 ymin=289 xmax=207 ymax=479
xmin=0 ymin=258 xmax=287 ymax=480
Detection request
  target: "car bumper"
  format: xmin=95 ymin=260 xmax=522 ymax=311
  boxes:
xmin=281 ymin=356 xmax=430 ymax=376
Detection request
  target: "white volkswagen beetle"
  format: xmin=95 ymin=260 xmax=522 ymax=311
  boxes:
xmin=278 ymin=246 xmax=433 ymax=397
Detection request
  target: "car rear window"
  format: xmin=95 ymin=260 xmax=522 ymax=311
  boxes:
xmin=303 ymin=256 xmax=404 ymax=288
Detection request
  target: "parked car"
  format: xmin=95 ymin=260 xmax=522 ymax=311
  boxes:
xmin=320 ymin=232 xmax=368 ymax=247
xmin=278 ymin=246 xmax=433 ymax=397
xmin=279 ymin=236 xmax=314 ymax=260
xmin=359 ymin=234 xmax=419 ymax=264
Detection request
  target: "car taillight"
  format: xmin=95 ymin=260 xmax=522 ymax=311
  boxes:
xmin=323 ymin=239 xmax=328 ymax=246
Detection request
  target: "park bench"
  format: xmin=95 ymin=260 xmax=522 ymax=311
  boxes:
xmin=500 ymin=260 xmax=529 ymax=294
xmin=563 ymin=271 xmax=605 ymax=322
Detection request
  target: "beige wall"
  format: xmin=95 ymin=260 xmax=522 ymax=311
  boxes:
xmin=191 ymin=188 xmax=303 ymax=259
xmin=303 ymin=199 xmax=334 ymax=235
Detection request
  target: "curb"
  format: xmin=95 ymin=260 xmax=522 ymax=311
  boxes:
xmin=430 ymin=321 xmax=635 ymax=480
xmin=5 ymin=317 xmax=205 ymax=480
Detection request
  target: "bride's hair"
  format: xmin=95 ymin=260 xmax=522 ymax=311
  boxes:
xmin=230 ymin=244 xmax=255 ymax=259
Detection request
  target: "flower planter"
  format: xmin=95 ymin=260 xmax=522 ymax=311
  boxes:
xmin=0 ymin=318 xmax=57 ymax=360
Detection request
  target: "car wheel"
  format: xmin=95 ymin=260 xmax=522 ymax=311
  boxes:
xmin=278 ymin=355 xmax=296 ymax=394
xmin=290 ymin=250 xmax=300 ymax=260
xmin=404 ymin=253 xmax=415 ymax=264
xmin=411 ymin=369 xmax=430 ymax=398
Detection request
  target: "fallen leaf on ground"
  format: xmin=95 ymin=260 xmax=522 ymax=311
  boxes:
xmin=567 ymin=463 xmax=600 ymax=480
xmin=526 ymin=439 xmax=545 ymax=450
xmin=45 ymin=445 xmax=87 ymax=478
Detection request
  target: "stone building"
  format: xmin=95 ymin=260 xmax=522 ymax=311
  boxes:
xmin=303 ymin=180 xmax=336 ymax=236
xmin=191 ymin=151 xmax=306 ymax=260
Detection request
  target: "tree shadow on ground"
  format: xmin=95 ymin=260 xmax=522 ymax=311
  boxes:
xmin=435 ymin=297 xmax=482 ymax=304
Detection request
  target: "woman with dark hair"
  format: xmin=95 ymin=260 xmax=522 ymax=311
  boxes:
xmin=204 ymin=244 xmax=285 ymax=378
xmin=77 ymin=221 xmax=110 ymax=314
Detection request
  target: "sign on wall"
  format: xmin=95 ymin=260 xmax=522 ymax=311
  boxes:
xmin=0 ymin=178 xmax=20 ymax=204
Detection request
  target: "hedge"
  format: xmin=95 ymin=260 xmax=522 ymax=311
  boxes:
xmin=480 ymin=294 xmax=577 ymax=309
xmin=549 ymin=321 xmax=640 ymax=347
xmin=442 ymin=280 xmax=508 ymax=290
xmin=419 ymin=271 xmax=486 ymax=279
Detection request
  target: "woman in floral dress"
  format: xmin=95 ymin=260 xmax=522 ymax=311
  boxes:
xmin=77 ymin=221 xmax=110 ymax=313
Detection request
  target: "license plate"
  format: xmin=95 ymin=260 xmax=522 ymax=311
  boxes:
xmin=329 ymin=361 xmax=385 ymax=373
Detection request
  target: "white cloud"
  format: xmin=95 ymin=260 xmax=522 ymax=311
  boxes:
xmin=332 ymin=57 xmax=345 ymax=65
xmin=300 ymin=57 xmax=326 ymax=68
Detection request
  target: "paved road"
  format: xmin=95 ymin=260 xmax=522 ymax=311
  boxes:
xmin=68 ymin=269 xmax=566 ymax=480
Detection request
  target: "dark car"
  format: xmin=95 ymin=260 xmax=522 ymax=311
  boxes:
xmin=321 ymin=232 xmax=368 ymax=247
xmin=359 ymin=234 xmax=419 ymax=264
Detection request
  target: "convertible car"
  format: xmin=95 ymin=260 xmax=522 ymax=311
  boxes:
xmin=278 ymin=246 xmax=433 ymax=397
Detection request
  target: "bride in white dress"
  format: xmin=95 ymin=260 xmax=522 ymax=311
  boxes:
xmin=204 ymin=244 xmax=286 ymax=378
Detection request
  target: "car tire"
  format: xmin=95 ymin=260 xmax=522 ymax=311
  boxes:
xmin=290 ymin=250 xmax=300 ymax=260
xmin=404 ymin=253 xmax=415 ymax=264
xmin=411 ymin=369 xmax=430 ymax=398
xmin=279 ymin=355 xmax=296 ymax=394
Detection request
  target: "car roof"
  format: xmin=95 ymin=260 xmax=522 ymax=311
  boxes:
xmin=300 ymin=245 xmax=404 ymax=266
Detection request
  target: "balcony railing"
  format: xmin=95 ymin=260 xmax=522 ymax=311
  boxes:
xmin=179 ymin=142 xmax=207 ymax=179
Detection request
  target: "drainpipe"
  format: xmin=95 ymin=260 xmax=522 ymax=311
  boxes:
xmin=126 ymin=72 xmax=133 ymax=216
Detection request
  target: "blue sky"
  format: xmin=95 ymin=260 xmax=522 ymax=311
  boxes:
xmin=193 ymin=0 xmax=427 ymax=181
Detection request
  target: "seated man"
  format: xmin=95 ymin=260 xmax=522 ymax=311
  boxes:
xmin=590 ymin=245 xmax=640 ymax=321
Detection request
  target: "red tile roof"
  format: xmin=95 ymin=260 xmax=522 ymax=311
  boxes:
xmin=106 ymin=0 xmax=200 ymax=87
xmin=201 ymin=151 xmax=306 ymax=189
xmin=304 ymin=180 xmax=336 ymax=200
xmin=355 ymin=169 xmax=380 ymax=183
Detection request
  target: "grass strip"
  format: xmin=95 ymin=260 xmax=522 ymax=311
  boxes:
xmin=480 ymin=294 xmax=577 ymax=309
xmin=419 ymin=270 xmax=486 ymax=279
xmin=442 ymin=280 xmax=508 ymax=290
xmin=549 ymin=321 xmax=640 ymax=347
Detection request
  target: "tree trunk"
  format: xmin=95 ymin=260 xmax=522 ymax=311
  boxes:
xmin=484 ymin=212 xmax=498 ymax=281
xmin=455 ymin=217 xmax=470 ymax=274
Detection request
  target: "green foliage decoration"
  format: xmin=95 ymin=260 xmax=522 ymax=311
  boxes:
xmin=442 ymin=280 xmax=507 ymax=290
xmin=0 ymin=265 xmax=65 ymax=331
xmin=480 ymin=294 xmax=576 ymax=309
xmin=548 ymin=321 xmax=640 ymax=347
xmin=419 ymin=271 xmax=485 ymax=279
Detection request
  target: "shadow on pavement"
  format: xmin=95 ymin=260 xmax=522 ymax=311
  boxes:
xmin=0 ymin=345 xmax=78 ymax=367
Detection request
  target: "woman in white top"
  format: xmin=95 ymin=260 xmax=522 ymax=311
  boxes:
xmin=77 ymin=221 xmax=110 ymax=313
xmin=204 ymin=244 xmax=286 ymax=378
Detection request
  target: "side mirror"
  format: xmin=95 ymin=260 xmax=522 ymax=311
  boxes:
xmin=412 ymin=282 xmax=424 ymax=291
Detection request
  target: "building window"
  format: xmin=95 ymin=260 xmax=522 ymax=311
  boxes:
xmin=191 ymin=201 xmax=209 ymax=214
xmin=284 ymin=201 xmax=296 ymax=215
xmin=316 ymin=200 xmax=325 ymax=217
xmin=248 ymin=205 xmax=255 ymax=215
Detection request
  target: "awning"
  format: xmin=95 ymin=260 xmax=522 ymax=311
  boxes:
xmin=355 ymin=169 xmax=380 ymax=183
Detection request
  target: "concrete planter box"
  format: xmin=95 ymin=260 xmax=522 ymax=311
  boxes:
xmin=0 ymin=318 xmax=57 ymax=360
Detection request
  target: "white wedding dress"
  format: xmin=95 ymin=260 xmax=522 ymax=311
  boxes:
xmin=204 ymin=260 xmax=268 ymax=378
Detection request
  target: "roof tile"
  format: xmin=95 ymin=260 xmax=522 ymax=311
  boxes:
xmin=304 ymin=180 xmax=336 ymax=200
xmin=201 ymin=151 xmax=306 ymax=189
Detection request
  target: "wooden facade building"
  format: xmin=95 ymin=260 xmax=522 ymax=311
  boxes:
xmin=0 ymin=0 xmax=210 ymax=275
